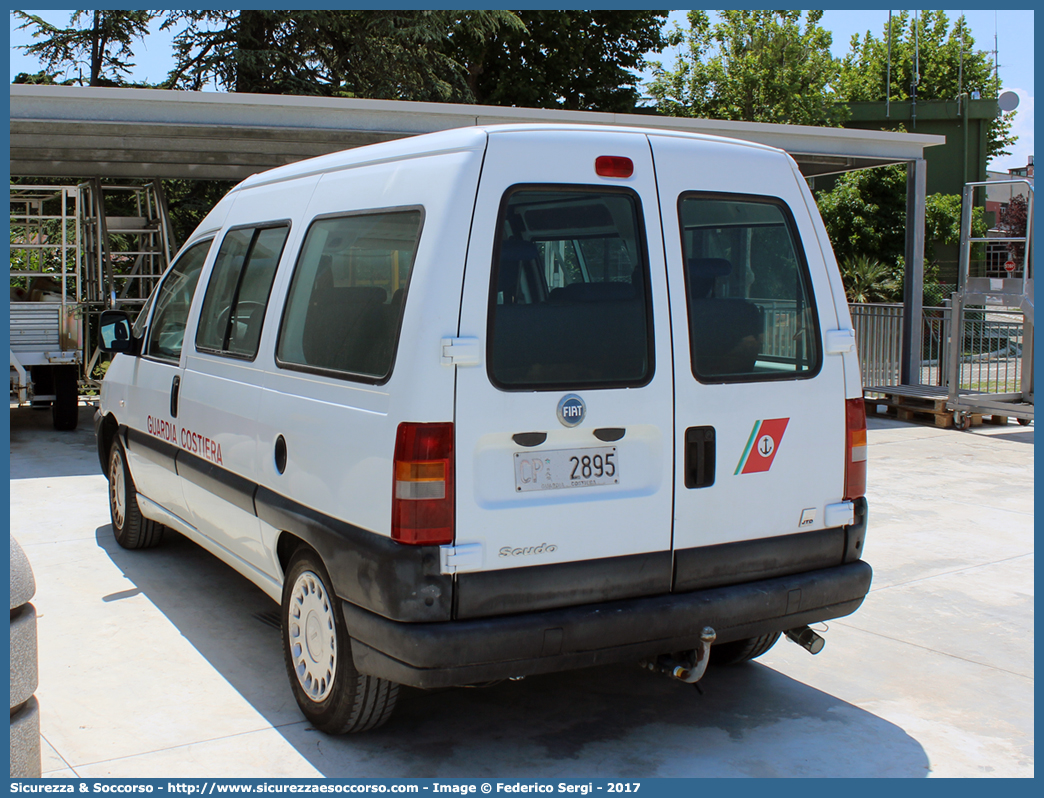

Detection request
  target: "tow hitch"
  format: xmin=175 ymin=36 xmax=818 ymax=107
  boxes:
xmin=640 ymin=626 xmax=717 ymax=684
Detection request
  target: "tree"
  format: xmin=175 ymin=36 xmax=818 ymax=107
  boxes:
xmin=924 ymin=192 xmax=987 ymax=261
xmin=11 ymin=70 xmax=73 ymax=86
xmin=839 ymin=255 xmax=900 ymax=303
xmin=12 ymin=10 xmax=156 ymax=87
xmin=163 ymin=11 xmax=524 ymax=101
xmin=816 ymin=167 xmax=989 ymax=298
xmin=815 ymin=165 xmax=908 ymax=273
xmin=836 ymin=11 xmax=1016 ymax=160
xmin=448 ymin=11 xmax=669 ymax=112
xmin=648 ymin=10 xmax=845 ymax=126
xmin=999 ymin=194 xmax=1028 ymax=263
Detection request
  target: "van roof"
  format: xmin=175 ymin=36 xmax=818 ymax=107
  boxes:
xmin=234 ymin=123 xmax=785 ymax=191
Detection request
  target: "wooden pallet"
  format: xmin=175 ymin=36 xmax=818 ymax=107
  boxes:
xmin=863 ymin=386 xmax=1016 ymax=428
xmin=863 ymin=394 xmax=983 ymax=429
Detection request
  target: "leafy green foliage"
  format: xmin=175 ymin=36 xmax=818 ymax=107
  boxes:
xmin=835 ymin=11 xmax=1016 ymax=159
xmin=817 ymin=169 xmax=987 ymax=299
xmin=161 ymin=10 xmax=667 ymax=111
xmin=449 ymin=11 xmax=669 ymax=112
xmin=162 ymin=11 xmax=525 ymax=100
xmin=815 ymin=165 xmax=908 ymax=271
xmin=648 ymin=10 xmax=845 ymax=126
xmin=839 ymin=255 xmax=900 ymax=303
xmin=11 ymin=70 xmax=74 ymax=86
xmin=12 ymin=10 xmax=156 ymax=87
xmin=161 ymin=179 xmax=238 ymax=249
xmin=924 ymin=192 xmax=987 ymax=265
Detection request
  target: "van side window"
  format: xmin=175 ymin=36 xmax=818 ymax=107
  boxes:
xmin=679 ymin=194 xmax=821 ymax=382
xmin=195 ymin=223 xmax=290 ymax=359
xmin=276 ymin=210 xmax=422 ymax=382
xmin=488 ymin=187 xmax=653 ymax=390
xmin=144 ymin=239 xmax=213 ymax=363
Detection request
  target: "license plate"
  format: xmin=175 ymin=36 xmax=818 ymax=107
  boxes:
xmin=514 ymin=446 xmax=619 ymax=493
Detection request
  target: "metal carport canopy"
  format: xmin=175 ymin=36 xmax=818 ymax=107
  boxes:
xmin=9 ymin=84 xmax=943 ymax=387
xmin=10 ymin=85 xmax=944 ymax=181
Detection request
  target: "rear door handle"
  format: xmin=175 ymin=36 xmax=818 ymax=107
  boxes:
xmin=684 ymin=426 xmax=715 ymax=489
xmin=170 ymin=375 xmax=181 ymax=418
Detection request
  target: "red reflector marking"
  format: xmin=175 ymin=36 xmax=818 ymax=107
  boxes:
xmin=595 ymin=156 xmax=633 ymax=178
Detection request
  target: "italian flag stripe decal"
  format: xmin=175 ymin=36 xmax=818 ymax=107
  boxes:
xmin=735 ymin=422 xmax=761 ymax=475
xmin=735 ymin=418 xmax=790 ymax=475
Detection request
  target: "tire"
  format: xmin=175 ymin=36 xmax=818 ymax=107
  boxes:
xmin=108 ymin=440 xmax=165 ymax=549
xmin=281 ymin=548 xmax=399 ymax=733
xmin=1018 ymin=418 xmax=1031 ymax=426
xmin=51 ymin=365 xmax=79 ymax=431
xmin=710 ymin=632 xmax=781 ymax=666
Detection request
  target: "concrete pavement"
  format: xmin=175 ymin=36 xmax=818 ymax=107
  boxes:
xmin=8 ymin=404 xmax=1033 ymax=778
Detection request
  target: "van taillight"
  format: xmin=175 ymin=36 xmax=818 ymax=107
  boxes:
xmin=844 ymin=398 xmax=867 ymax=500
xmin=392 ymin=422 xmax=454 ymax=545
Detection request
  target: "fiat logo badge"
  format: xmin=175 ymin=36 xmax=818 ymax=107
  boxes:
xmin=557 ymin=394 xmax=586 ymax=427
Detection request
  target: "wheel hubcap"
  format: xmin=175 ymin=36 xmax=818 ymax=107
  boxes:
xmin=288 ymin=570 xmax=337 ymax=702
xmin=110 ymin=452 xmax=126 ymax=530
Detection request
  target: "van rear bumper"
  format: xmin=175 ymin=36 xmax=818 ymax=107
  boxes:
xmin=345 ymin=560 xmax=872 ymax=688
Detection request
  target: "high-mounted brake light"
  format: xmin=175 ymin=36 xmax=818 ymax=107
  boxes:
xmin=392 ymin=422 xmax=454 ymax=545
xmin=595 ymin=156 xmax=634 ymax=179
xmin=844 ymin=398 xmax=867 ymax=500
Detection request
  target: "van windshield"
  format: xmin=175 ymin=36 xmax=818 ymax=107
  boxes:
xmin=487 ymin=187 xmax=653 ymax=390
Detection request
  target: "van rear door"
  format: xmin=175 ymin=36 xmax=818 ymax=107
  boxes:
xmin=451 ymin=129 xmax=675 ymax=615
xmin=649 ymin=134 xmax=850 ymax=579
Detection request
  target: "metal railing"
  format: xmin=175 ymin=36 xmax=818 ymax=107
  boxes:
xmin=757 ymin=298 xmax=801 ymax=360
xmin=851 ymin=303 xmax=904 ymax=388
xmin=850 ymin=303 xmax=1025 ymax=393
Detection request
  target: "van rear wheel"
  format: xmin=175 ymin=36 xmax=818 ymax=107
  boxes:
xmin=710 ymin=632 xmax=781 ymax=666
xmin=281 ymin=549 xmax=399 ymax=733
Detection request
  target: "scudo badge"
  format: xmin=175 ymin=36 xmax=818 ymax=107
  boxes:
xmin=557 ymin=394 xmax=586 ymax=427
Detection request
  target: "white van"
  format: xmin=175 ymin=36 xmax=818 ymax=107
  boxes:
xmin=96 ymin=124 xmax=871 ymax=733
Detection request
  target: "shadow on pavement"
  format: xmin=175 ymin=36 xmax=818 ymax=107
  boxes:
xmin=10 ymin=405 xmax=101 ymax=479
xmin=95 ymin=524 xmax=930 ymax=778
xmin=964 ymin=426 xmax=1034 ymax=445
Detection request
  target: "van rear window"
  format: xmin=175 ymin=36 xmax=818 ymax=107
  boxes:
xmin=276 ymin=210 xmax=422 ymax=383
xmin=679 ymin=194 xmax=821 ymax=383
xmin=487 ymin=187 xmax=653 ymax=390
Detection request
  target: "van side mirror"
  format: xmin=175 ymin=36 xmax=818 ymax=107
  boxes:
xmin=99 ymin=310 xmax=140 ymax=355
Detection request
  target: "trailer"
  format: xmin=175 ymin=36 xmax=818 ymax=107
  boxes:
xmin=10 ymin=181 xmax=175 ymax=430
xmin=10 ymin=185 xmax=84 ymax=430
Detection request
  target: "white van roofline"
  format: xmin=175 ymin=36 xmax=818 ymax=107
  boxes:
xmin=233 ymin=123 xmax=784 ymax=192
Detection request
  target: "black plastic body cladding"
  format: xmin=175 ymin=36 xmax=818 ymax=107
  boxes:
xmin=256 ymin=487 xmax=453 ymax=623
xmin=346 ymin=560 xmax=873 ymax=688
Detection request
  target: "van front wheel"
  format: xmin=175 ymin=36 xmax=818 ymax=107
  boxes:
xmin=281 ymin=549 xmax=399 ymax=733
xmin=108 ymin=440 xmax=164 ymax=549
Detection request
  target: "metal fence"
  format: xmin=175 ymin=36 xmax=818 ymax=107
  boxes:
xmin=849 ymin=303 xmax=1025 ymax=393
xmin=850 ymin=303 xmax=904 ymax=388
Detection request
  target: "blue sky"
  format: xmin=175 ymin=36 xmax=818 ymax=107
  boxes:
xmin=9 ymin=8 xmax=1035 ymax=171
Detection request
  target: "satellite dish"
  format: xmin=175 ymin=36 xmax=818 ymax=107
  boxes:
xmin=998 ymin=91 xmax=1020 ymax=112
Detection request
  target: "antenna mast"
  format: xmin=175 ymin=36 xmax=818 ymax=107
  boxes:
xmin=886 ymin=10 xmax=892 ymax=117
